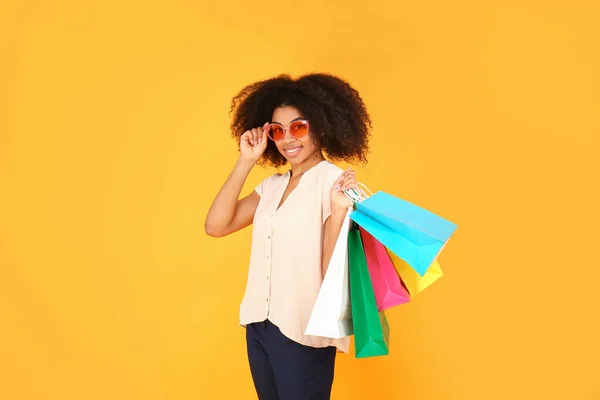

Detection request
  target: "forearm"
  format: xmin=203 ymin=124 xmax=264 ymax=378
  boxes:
xmin=205 ymin=156 xmax=255 ymax=234
xmin=321 ymin=206 xmax=349 ymax=277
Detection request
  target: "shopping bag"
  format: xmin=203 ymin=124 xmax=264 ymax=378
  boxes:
xmin=348 ymin=227 xmax=390 ymax=358
xmin=305 ymin=208 xmax=353 ymax=338
xmin=359 ymin=227 xmax=410 ymax=311
xmin=388 ymin=250 xmax=444 ymax=296
xmin=350 ymin=191 xmax=457 ymax=276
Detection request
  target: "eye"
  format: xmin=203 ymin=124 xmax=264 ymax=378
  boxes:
xmin=291 ymin=121 xmax=308 ymax=135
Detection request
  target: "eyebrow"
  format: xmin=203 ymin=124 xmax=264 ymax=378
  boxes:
xmin=271 ymin=117 xmax=304 ymax=124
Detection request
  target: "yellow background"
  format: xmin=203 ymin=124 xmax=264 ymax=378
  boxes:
xmin=1 ymin=0 xmax=599 ymax=399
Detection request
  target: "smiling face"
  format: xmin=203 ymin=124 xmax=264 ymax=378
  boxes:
xmin=270 ymin=106 xmax=321 ymax=166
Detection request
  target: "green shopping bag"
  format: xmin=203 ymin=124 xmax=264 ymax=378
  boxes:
xmin=348 ymin=226 xmax=390 ymax=358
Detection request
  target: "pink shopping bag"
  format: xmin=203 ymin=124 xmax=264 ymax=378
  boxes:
xmin=359 ymin=227 xmax=410 ymax=311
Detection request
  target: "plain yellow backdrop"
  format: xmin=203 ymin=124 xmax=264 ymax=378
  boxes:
xmin=1 ymin=0 xmax=599 ymax=399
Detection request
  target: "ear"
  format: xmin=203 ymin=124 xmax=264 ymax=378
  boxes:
xmin=313 ymin=131 xmax=325 ymax=146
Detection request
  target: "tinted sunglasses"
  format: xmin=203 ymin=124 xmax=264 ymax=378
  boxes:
xmin=268 ymin=120 xmax=310 ymax=141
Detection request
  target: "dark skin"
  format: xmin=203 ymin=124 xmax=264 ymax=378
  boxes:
xmin=229 ymin=73 xmax=371 ymax=168
xmin=205 ymin=105 xmax=359 ymax=276
xmin=207 ymin=73 xmax=371 ymax=275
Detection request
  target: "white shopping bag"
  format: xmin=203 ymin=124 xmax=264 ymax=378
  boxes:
xmin=305 ymin=208 xmax=353 ymax=338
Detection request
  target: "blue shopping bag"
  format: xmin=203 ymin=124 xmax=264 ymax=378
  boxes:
xmin=349 ymin=191 xmax=457 ymax=276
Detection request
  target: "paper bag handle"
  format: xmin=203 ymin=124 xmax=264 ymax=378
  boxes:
xmin=343 ymin=182 xmax=373 ymax=203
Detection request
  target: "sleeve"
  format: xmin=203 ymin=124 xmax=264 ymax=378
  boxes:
xmin=254 ymin=174 xmax=273 ymax=197
xmin=321 ymin=167 xmax=344 ymax=224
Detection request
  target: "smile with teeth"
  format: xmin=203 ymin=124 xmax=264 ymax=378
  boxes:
xmin=284 ymin=147 xmax=302 ymax=155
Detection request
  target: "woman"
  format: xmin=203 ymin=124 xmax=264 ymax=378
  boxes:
xmin=205 ymin=73 xmax=371 ymax=400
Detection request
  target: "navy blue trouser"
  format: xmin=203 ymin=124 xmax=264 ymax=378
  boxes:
xmin=246 ymin=319 xmax=337 ymax=400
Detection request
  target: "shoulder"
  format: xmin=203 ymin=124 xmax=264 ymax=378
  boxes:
xmin=255 ymin=171 xmax=288 ymax=197
xmin=264 ymin=171 xmax=288 ymax=184
xmin=322 ymin=161 xmax=344 ymax=175
xmin=316 ymin=161 xmax=344 ymax=186
xmin=311 ymin=162 xmax=344 ymax=200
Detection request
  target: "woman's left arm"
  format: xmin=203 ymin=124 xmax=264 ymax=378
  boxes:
xmin=322 ymin=169 xmax=359 ymax=277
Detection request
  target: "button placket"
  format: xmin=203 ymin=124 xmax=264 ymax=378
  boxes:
xmin=265 ymin=208 xmax=275 ymax=313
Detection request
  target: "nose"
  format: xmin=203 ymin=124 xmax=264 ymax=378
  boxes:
xmin=282 ymin=127 xmax=297 ymax=142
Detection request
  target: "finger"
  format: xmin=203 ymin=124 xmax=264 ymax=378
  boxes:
xmin=340 ymin=167 xmax=354 ymax=178
xmin=343 ymin=178 xmax=358 ymax=188
xmin=253 ymin=129 xmax=259 ymax=146
xmin=243 ymin=131 xmax=252 ymax=145
xmin=339 ymin=172 xmax=355 ymax=187
xmin=340 ymin=182 xmax=359 ymax=193
xmin=339 ymin=175 xmax=357 ymax=189
xmin=261 ymin=122 xmax=269 ymax=144
xmin=333 ymin=172 xmax=346 ymax=190
xmin=342 ymin=171 xmax=356 ymax=180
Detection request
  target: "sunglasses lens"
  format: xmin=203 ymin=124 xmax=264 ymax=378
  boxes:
xmin=290 ymin=121 xmax=309 ymax=138
xmin=269 ymin=125 xmax=285 ymax=141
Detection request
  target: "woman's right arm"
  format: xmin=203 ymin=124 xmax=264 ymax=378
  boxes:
xmin=204 ymin=123 xmax=269 ymax=238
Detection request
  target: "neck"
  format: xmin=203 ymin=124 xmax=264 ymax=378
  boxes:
xmin=289 ymin=152 xmax=326 ymax=178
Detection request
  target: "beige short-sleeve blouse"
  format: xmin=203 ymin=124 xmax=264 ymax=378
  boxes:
xmin=239 ymin=160 xmax=350 ymax=353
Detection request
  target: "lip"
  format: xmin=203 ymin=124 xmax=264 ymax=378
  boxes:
xmin=283 ymin=146 xmax=302 ymax=157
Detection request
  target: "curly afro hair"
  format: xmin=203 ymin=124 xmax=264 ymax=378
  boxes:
xmin=230 ymin=73 xmax=372 ymax=167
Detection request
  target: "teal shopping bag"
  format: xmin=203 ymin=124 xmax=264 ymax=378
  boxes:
xmin=350 ymin=191 xmax=457 ymax=276
xmin=348 ymin=227 xmax=390 ymax=358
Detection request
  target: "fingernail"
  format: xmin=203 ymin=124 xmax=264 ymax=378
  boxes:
xmin=334 ymin=184 xmax=340 ymax=190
